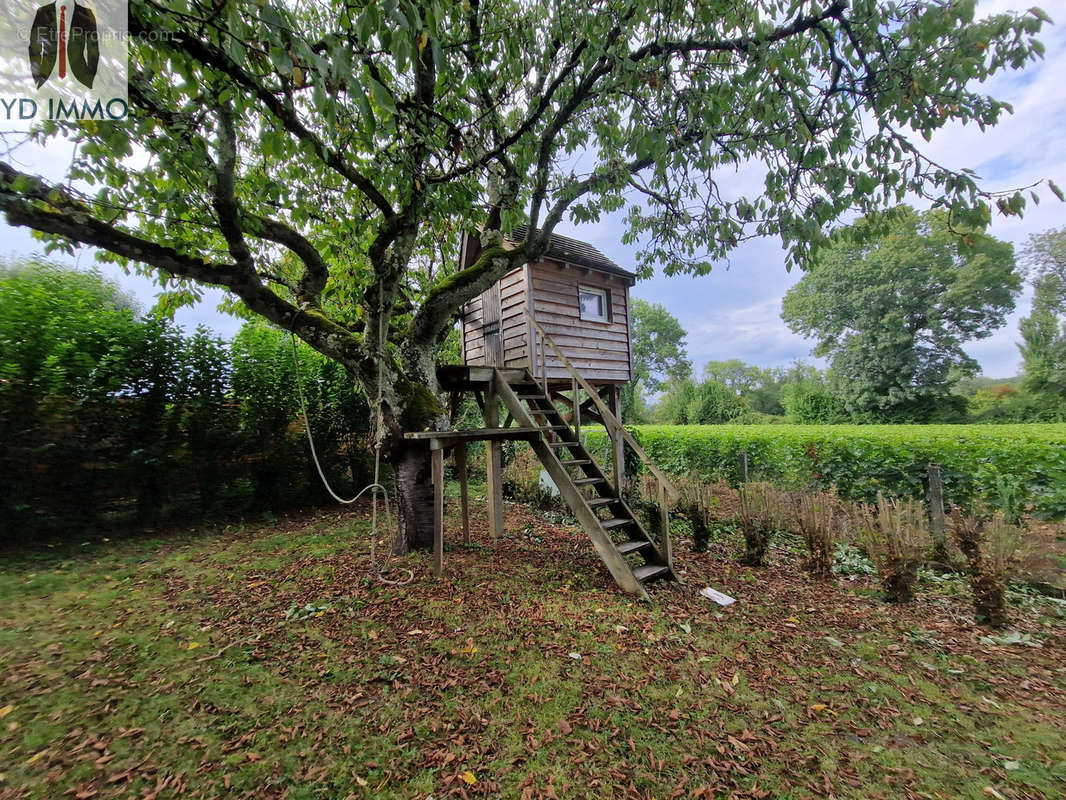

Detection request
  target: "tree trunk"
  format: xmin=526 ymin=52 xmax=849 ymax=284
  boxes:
xmin=392 ymin=444 xmax=435 ymax=554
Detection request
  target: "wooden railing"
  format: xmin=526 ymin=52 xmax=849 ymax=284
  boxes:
xmin=526 ymin=313 xmax=679 ymax=564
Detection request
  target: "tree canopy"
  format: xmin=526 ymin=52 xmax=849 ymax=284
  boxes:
xmin=630 ymin=298 xmax=691 ymax=392
xmin=781 ymin=206 xmax=1019 ymax=421
xmin=1019 ymin=227 xmax=1066 ymax=409
xmin=0 ymin=0 xmax=1054 ymax=544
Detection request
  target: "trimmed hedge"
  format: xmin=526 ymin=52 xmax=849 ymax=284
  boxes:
xmin=587 ymin=424 xmax=1066 ymax=518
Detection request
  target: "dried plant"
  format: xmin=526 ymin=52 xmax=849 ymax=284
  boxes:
xmin=794 ymin=491 xmax=838 ymax=580
xmin=675 ymin=476 xmax=717 ymax=552
xmin=949 ymin=509 xmax=1022 ymax=629
xmin=851 ymin=493 xmax=929 ymax=603
xmin=738 ymin=482 xmax=789 ymax=566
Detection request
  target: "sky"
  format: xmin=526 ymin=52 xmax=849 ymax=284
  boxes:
xmin=2 ymin=0 xmax=1065 ymax=379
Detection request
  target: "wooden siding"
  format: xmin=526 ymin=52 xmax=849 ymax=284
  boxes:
xmin=461 ymin=256 xmax=632 ymax=384
xmin=529 ymin=261 xmax=631 ymax=383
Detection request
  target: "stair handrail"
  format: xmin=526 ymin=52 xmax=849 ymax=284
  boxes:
xmin=526 ymin=313 xmax=680 ymax=502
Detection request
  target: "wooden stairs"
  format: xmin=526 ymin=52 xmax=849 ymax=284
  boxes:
xmin=495 ymin=368 xmax=678 ymax=599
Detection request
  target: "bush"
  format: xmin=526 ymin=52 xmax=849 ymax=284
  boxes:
xmin=686 ymin=380 xmax=747 ymax=424
xmin=737 ymin=482 xmax=789 ymax=566
xmin=794 ymin=491 xmax=837 ymax=580
xmin=0 ymin=263 xmax=372 ymax=543
xmin=586 ymin=424 xmax=1066 ymax=518
xmin=502 ymin=444 xmax=558 ymax=509
xmin=850 ymin=493 xmax=928 ymax=603
xmin=782 ymin=383 xmax=848 ymax=423
xmin=672 ymin=476 xmax=716 ymax=552
xmin=949 ymin=509 xmax=1022 ymax=629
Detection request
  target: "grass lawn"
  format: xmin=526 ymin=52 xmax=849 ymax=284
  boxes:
xmin=2 ymin=497 xmax=1065 ymax=799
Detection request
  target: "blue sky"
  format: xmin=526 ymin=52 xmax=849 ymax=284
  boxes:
xmin=2 ymin=0 xmax=1064 ymax=378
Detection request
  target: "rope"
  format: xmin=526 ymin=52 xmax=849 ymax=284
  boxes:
xmin=290 ymin=325 xmax=413 ymax=586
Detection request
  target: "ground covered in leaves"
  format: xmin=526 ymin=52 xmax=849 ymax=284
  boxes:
xmin=2 ymin=497 xmax=1065 ymax=800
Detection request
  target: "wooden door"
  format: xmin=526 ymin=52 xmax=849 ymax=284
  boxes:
xmin=481 ymin=283 xmax=504 ymax=366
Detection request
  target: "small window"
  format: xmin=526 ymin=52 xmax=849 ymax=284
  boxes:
xmin=578 ymin=286 xmax=609 ymax=322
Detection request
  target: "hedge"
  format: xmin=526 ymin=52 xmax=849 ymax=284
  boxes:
xmin=586 ymin=424 xmax=1066 ymax=518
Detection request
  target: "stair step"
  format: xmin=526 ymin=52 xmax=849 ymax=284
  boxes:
xmin=632 ymin=564 xmax=672 ymax=583
xmin=573 ymin=477 xmax=605 ymax=486
xmin=616 ymin=540 xmax=653 ymax=555
xmin=560 ymin=459 xmax=592 ymax=467
xmin=518 ymin=393 xmax=548 ymax=400
xmin=600 ymin=518 xmax=635 ymax=530
xmin=548 ymin=441 xmax=579 ymax=448
xmin=540 ymin=424 xmax=570 ymax=430
xmin=587 ymin=497 xmax=619 ymax=508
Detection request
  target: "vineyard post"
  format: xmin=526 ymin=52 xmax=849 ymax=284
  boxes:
xmin=739 ymin=451 xmax=749 ymax=484
xmin=927 ymin=462 xmax=949 ymax=563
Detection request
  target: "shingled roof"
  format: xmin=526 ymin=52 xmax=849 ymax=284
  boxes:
xmin=508 ymin=225 xmax=635 ymax=281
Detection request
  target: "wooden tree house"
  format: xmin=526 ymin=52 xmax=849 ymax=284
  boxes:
xmin=407 ymin=229 xmax=680 ymax=598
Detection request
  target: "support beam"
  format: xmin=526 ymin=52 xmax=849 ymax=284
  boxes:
xmin=609 ymin=385 xmax=624 ymax=494
xmin=455 ymin=442 xmax=470 ymax=545
xmin=431 ymin=448 xmax=444 ymax=576
xmin=658 ymin=480 xmax=672 ymax=571
xmin=485 ymin=375 xmax=504 ymax=540
xmin=572 ymin=376 xmax=581 ymax=442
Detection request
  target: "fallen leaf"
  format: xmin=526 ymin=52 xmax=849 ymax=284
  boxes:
xmin=186 ymin=642 xmax=201 ymax=651
xmin=0 ymin=705 xmax=13 ymax=719
xmin=460 ymin=770 xmax=477 ymax=785
xmin=557 ymin=720 xmax=572 ymax=735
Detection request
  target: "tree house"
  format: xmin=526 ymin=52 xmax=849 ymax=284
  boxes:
xmin=459 ymin=225 xmax=635 ymax=389
xmin=410 ymin=228 xmax=679 ymax=599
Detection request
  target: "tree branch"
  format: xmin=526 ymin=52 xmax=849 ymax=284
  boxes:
xmin=0 ymin=162 xmax=359 ymax=364
xmin=129 ymin=8 xmax=396 ymax=219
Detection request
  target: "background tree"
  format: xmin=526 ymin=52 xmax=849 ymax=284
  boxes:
xmin=781 ymin=207 xmax=1020 ymax=422
xmin=0 ymin=0 xmax=1053 ymax=548
xmin=622 ymin=298 xmax=691 ymax=421
xmin=1018 ymin=227 xmax=1066 ymax=416
xmin=702 ymin=359 xmax=827 ymax=416
xmin=686 ymin=380 xmax=748 ymax=424
xmin=702 ymin=360 xmax=762 ymax=393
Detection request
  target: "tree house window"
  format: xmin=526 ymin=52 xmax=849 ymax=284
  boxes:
xmin=578 ymin=286 xmax=610 ymax=322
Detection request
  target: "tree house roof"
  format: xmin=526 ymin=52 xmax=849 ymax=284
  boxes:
xmin=509 ymin=225 xmax=636 ymax=283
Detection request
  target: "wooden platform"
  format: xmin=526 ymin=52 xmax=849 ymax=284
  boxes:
xmin=403 ymin=426 xmax=541 ymax=451
xmin=438 ymin=364 xmax=625 ymax=391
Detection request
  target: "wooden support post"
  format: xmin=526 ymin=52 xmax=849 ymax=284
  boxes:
xmin=610 ymin=385 xmax=624 ymax=495
xmin=739 ymin=451 xmax=749 ymax=484
xmin=540 ymin=333 xmax=548 ymax=395
xmin=571 ymin=376 xmax=580 ymax=441
xmin=485 ymin=374 xmax=504 ymax=540
xmin=927 ymin=462 xmax=948 ymax=562
xmin=658 ymin=480 xmax=672 ymax=570
xmin=431 ymin=448 xmax=444 ymax=576
xmin=455 ymin=442 xmax=470 ymax=545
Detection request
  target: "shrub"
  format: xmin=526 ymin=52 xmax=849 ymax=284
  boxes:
xmin=686 ymin=380 xmax=747 ymax=424
xmin=737 ymin=482 xmax=789 ymax=566
xmin=782 ymin=383 xmax=849 ymax=423
xmin=673 ymin=476 xmax=716 ymax=552
xmin=794 ymin=491 xmax=838 ymax=580
xmin=850 ymin=493 xmax=929 ymax=603
xmin=586 ymin=424 xmax=1066 ymax=518
xmin=502 ymin=444 xmax=557 ymax=509
xmin=949 ymin=509 xmax=1022 ymax=629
